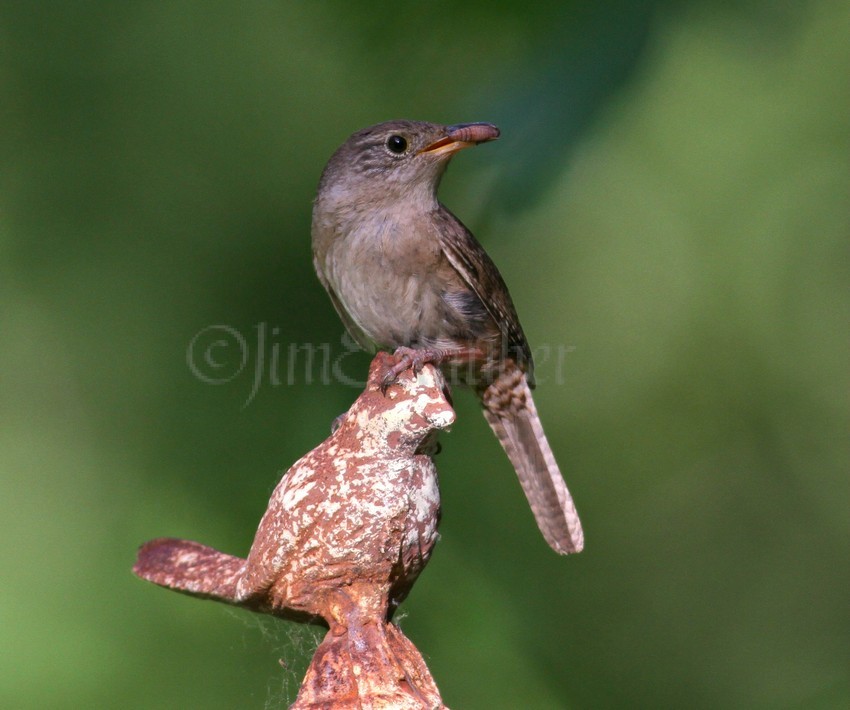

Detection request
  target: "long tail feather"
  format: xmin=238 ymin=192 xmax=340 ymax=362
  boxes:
xmin=480 ymin=370 xmax=584 ymax=554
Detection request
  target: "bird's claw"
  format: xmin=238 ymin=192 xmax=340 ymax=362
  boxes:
xmin=381 ymin=347 xmax=443 ymax=393
xmin=330 ymin=412 xmax=346 ymax=433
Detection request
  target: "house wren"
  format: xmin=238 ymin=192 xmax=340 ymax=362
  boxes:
xmin=311 ymin=120 xmax=583 ymax=555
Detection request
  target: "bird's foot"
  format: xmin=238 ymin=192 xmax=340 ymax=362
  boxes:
xmin=381 ymin=346 xmax=483 ymax=392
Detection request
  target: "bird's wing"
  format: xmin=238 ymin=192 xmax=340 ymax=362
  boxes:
xmin=433 ymin=207 xmax=534 ymax=381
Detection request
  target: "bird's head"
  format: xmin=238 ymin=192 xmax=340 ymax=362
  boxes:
xmin=314 ymin=120 xmax=500 ymax=213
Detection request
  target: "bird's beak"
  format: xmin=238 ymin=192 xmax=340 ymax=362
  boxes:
xmin=418 ymin=122 xmax=500 ymax=158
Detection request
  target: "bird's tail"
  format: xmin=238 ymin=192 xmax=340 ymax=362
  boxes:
xmin=480 ymin=367 xmax=584 ymax=555
xmin=133 ymin=538 xmax=246 ymax=603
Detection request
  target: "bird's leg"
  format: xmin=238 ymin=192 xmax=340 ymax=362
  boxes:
xmin=381 ymin=345 xmax=484 ymax=391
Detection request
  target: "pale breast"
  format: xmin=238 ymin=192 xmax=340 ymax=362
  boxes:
xmin=324 ymin=218 xmax=465 ymax=350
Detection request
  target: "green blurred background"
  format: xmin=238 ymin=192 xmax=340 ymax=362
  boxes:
xmin=2 ymin=1 xmax=848 ymax=708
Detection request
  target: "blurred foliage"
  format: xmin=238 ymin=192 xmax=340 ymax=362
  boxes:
xmin=1 ymin=1 xmax=848 ymax=708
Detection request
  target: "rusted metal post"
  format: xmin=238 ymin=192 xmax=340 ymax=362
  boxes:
xmin=134 ymin=353 xmax=453 ymax=708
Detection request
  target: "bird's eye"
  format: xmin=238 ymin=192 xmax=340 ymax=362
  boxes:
xmin=386 ymin=135 xmax=408 ymax=154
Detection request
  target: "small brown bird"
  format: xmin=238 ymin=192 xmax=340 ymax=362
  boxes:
xmin=312 ymin=120 xmax=583 ymax=554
